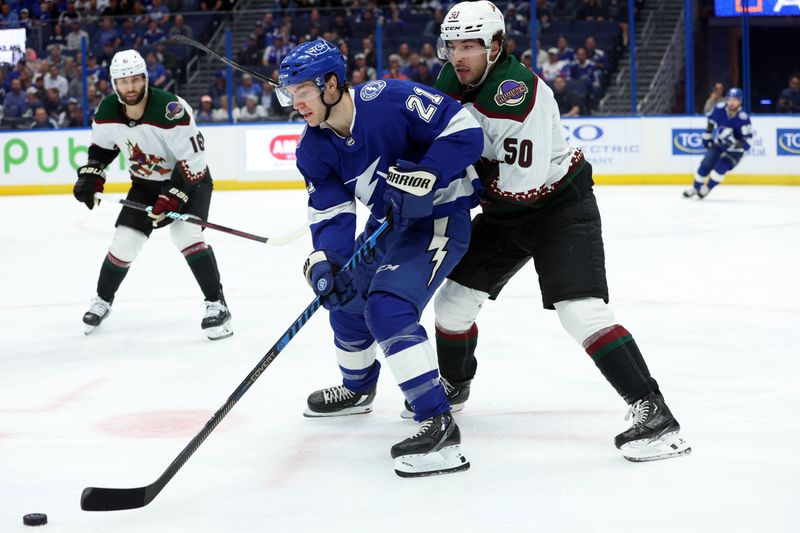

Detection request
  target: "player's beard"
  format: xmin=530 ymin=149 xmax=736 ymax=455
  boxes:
xmin=120 ymin=85 xmax=146 ymax=106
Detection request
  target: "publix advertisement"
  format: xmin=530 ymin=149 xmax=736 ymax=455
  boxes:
xmin=0 ymin=116 xmax=797 ymax=193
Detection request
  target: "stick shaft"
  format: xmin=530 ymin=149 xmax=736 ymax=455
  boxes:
xmin=171 ymin=35 xmax=279 ymax=87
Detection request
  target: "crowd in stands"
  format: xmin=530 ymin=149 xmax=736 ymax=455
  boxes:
xmin=2 ymin=0 xmax=635 ymax=129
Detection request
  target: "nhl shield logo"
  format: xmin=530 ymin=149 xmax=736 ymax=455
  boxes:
xmin=495 ymin=80 xmax=528 ymax=106
xmin=165 ymin=101 xmax=185 ymax=120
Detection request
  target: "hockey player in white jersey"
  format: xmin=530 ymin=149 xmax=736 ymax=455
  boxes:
xmin=73 ymin=50 xmax=232 ymax=340
xmin=425 ymin=1 xmax=691 ymax=462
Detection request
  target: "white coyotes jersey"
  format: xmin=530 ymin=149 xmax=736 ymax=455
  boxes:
xmin=91 ymin=88 xmax=208 ymax=186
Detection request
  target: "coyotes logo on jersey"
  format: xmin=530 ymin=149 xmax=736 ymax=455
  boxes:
xmin=126 ymin=140 xmax=171 ymax=178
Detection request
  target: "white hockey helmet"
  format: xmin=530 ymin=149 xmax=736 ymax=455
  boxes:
xmin=109 ymin=49 xmax=148 ymax=104
xmin=438 ymin=1 xmax=505 ymax=85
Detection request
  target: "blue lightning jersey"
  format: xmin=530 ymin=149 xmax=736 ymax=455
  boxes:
xmin=707 ymin=103 xmax=753 ymax=152
xmin=296 ymin=79 xmax=484 ymax=258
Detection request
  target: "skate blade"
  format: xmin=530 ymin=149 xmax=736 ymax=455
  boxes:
xmin=621 ymin=430 xmax=692 ymax=462
xmin=394 ymin=445 xmax=470 ymax=478
xmin=400 ymin=402 xmax=465 ymax=420
xmin=303 ymin=404 xmax=373 ymax=418
xmin=84 ymin=324 xmax=98 ymax=335
xmin=204 ymin=322 xmax=233 ymax=341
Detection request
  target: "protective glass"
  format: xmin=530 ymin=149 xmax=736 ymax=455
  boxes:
xmin=275 ymin=81 xmax=322 ymax=107
xmin=436 ymin=38 xmax=489 ymax=61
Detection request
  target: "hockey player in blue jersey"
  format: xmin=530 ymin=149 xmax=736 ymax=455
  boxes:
xmin=275 ymin=39 xmax=484 ymax=477
xmin=684 ymin=87 xmax=753 ymax=199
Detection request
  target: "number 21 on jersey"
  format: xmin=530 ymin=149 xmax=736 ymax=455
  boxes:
xmin=406 ymin=86 xmax=443 ymax=123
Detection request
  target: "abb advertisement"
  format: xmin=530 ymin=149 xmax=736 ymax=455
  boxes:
xmin=244 ymin=125 xmax=305 ymax=174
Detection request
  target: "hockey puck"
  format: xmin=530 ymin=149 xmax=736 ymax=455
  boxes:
xmin=23 ymin=513 xmax=47 ymax=526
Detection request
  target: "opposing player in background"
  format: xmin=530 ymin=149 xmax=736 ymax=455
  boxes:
xmin=683 ymin=87 xmax=752 ymax=199
xmin=276 ymin=39 xmax=483 ymax=476
xmin=72 ymin=49 xmax=233 ymax=340
xmin=423 ymin=0 xmax=690 ymax=462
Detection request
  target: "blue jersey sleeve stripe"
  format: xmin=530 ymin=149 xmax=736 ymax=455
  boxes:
xmin=432 ymin=171 xmax=477 ymax=206
xmin=308 ymin=199 xmax=357 ymax=224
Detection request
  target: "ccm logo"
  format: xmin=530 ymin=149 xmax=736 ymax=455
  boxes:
xmin=270 ymin=134 xmax=300 ymax=160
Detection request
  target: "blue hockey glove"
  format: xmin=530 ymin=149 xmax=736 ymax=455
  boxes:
xmin=303 ymin=250 xmax=357 ymax=311
xmin=383 ymin=160 xmax=439 ymax=233
xmin=701 ymin=132 xmax=714 ymax=148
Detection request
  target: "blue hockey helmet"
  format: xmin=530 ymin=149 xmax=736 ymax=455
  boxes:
xmin=727 ymin=87 xmax=743 ymax=101
xmin=276 ymin=39 xmax=347 ymax=107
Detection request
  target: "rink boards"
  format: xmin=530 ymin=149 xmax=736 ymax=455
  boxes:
xmin=1 ymin=115 xmax=798 ymax=195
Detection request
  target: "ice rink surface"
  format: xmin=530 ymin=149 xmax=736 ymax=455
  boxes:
xmin=1 ymin=186 xmax=798 ymax=532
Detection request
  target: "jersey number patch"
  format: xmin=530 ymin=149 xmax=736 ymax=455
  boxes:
xmin=503 ymin=138 xmax=533 ymax=168
xmin=406 ymin=86 xmax=444 ymax=123
xmin=190 ymin=132 xmax=206 ymax=153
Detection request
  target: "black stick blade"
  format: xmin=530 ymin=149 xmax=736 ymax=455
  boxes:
xmin=81 ymin=486 xmax=148 ymax=511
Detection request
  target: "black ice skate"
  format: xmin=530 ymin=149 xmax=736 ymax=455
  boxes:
xmin=303 ymin=384 xmax=376 ymax=417
xmin=202 ymin=300 xmax=233 ymax=340
xmin=615 ymin=391 xmax=691 ymax=462
xmin=83 ymin=296 xmax=112 ymax=335
xmin=391 ymin=411 xmax=470 ymax=477
xmin=400 ymin=377 xmax=471 ymax=419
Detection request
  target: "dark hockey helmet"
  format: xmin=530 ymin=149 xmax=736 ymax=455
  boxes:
xmin=276 ymin=39 xmax=346 ymax=107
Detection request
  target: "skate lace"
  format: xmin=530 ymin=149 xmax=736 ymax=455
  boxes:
xmin=88 ymin=297 xmax=111 ymax=315
xmin=441 ymin=377 xmax=455 ymax=395
xmin=409 ymin=419 xmax=434 ymax=440
xmin=204 ymin=300 xmax=227 ymax=319
xmin=624 ymin=399 xmax=651 ymax=428
xmin=323 ymin=385 xmax=354 ymax=404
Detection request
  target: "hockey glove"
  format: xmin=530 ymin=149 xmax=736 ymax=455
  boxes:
xmin=383 ymin=160 xmax=438 ymax=233
xmin=303 ymin=250 xmax=357 ymax=311
xmin=701 ymin=132 xmax=714 ymax=148
xmin=73 ymin=164 xmax=106 ymax=210
xmin=148 ymin=186 xmax=189 ymax=227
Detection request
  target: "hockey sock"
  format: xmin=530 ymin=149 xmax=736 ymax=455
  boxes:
xmin=182 ymin=243 xmax=223 ymax=301
xmin=435 ymin=323 xmax=478 ymax=382
xmin=707 ymin=170 xmax=725 ymax=191
xmin=96 ymin=252 xmax=130 ymax=302
xmin=583 ymin=325 xmax=659 ymax=404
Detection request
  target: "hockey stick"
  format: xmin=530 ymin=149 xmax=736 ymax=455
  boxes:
xmin=81 ymin=220 xmax=389 ymax=511
xmin=170 ymin=34 xmax=279 ymax=87
xmin=94 ymin=192 xmax=307 ymax=246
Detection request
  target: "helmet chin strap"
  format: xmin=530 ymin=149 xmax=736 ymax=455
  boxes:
xmin=467 ymin=47 xmax=501 ymax=88
xmin=320 ymin=85 xmax=346 ymax=123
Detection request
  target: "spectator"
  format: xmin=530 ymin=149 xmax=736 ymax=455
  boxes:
xmin=67 ymin=19 xmax=90 ymax=52
xmin=48 ymin=46 xmax=66 ymax=69
xmin=46 ymin=24 xmax=68 ymax=51
xmin=553 ymin=76 xmax=581 ymax=117
xmin=103 ymin=0 xmax=125 ymax=17
xmin=396 ymin=43 xmax=411 ymax=69
xmin=361 ymin=37 xmax=377 ymax=69
xmin=30 ymin=107 xmax=58 ymax=129
xmin=505 ymin=5 xmax=528 ymax=36
xmin=262 ymin=35 xmax=291 ymax=68
xmin=23 ymin=87 xmax=41 ymax=118
xmin=401 ymin=53 xmax=423 ymax=80
xmin=145 ymin=52 xmax=168 ymax=88
xmin=24 ymin=48 xmax=43 ymax=75
xmin=412 ymin=62 xmax=436 ymax=87
xmin=212 ymin=94 xmax=237 ymax=122
xmin=606 ymin=0 xmax=630 ymax=46
xmin=195 ymin=95 xmax=214 ymax=123
xmin=95 ymin=17 xmax=121 ymax=50
xmin=556 ymin=36 xmax=575 ymax=62
xmin=584 ymin=36 xmax=607 ymax=74
xmin=260 ymin=78 xmax=285 ymax=118
xmin=57 ymin=0 xmax=81 ymax=26
xmin=238 ymin=93 xmax=267 ymax=122
xmin=424 ymin=9 xmax=444 ymax=37
xmin=63 ymin=56 xmax=77 ymax=80
xmin=18 ymin=8 xmax=33 ymax=32
xmin=330 ymin=14 xmax=353 ymax=39
xmin=119 ymin=19 xmax=141 ymax=49
xmin=142 ymin=20 xmax=167 ymax=46
xmin=208 ymin=72 xmax=227 ymax=103
xmin=235 ymin=73 xmax=262 ymax=106
xmin=59 ymin=98 xmax=82 ymax=128
xmin=703 ymin=82 xmax=725 ymax=113
xmin=351 ymin=69 xmax=366 ymax=85
xmin=96 ymin=78 xmax=113 ymax=97
xmin=237 ymin=34 xmax=263 ymax=66
xmin=535 ymin=39 xmax=549 ymax=69
xmin=2 ymin=79 xmax=27 ymax=119
xmin=521 ymin=49 xmax=534 ymax=72
xmin=43 ymin=88 xmax=64 ymax=117
xmin=383 ymin=54 xmax=408 ymax=80
xmin=569 ymin=48 xmax=601 ymax=93
xmin=44 ymin=64 xmax=69 ymax=98
xmin=0 ymin=3 xmax=20 ymax=28
xmin=541 ymin=47 xmax=568 ymax=82
xmin=353 ymin=53 xmax=376 ymax=81
xmin=505 ymin=37 xmax=520 ymax=60
xmin=353 ymin=8 xmax=376 ymax=38
xmin=98 ymin=42 xmax=116 ymax=69
xmin=777 ymin=74 xmax=800 ymax=113
xmin=84 ymin=53 xmax=104 ymax=83
xmin=39 ymin=0 xmax=56 ymax=24
xmin=577 ymin=0 xmax=607 ymax=20
xmin=147 ymin=0 xmax=170 ymax=24
xmin=169 ymin=14 xmax=194 ymax=40
xmin=420 ymin=43 xmax=441 ymax=74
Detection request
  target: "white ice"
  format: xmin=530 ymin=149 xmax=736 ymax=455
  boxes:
xmin=1 ymin=186 xmax=799 ymax=532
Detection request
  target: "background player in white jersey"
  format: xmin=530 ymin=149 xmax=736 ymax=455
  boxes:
xmin=72 ymin=50 xmax=232 ymax=340
xmin=276 ymin=39 xmax=483 ymax=476
xmin=683 ymin=87 xmax=753 ymax=199
xmin=425 ymin=1 xmax=690 ymax=462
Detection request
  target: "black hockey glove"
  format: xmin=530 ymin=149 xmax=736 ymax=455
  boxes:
xmin=148 ymin=186 xmax=189 ymax=227
xmin=73 ymin=164 xmax=106 ymax=210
